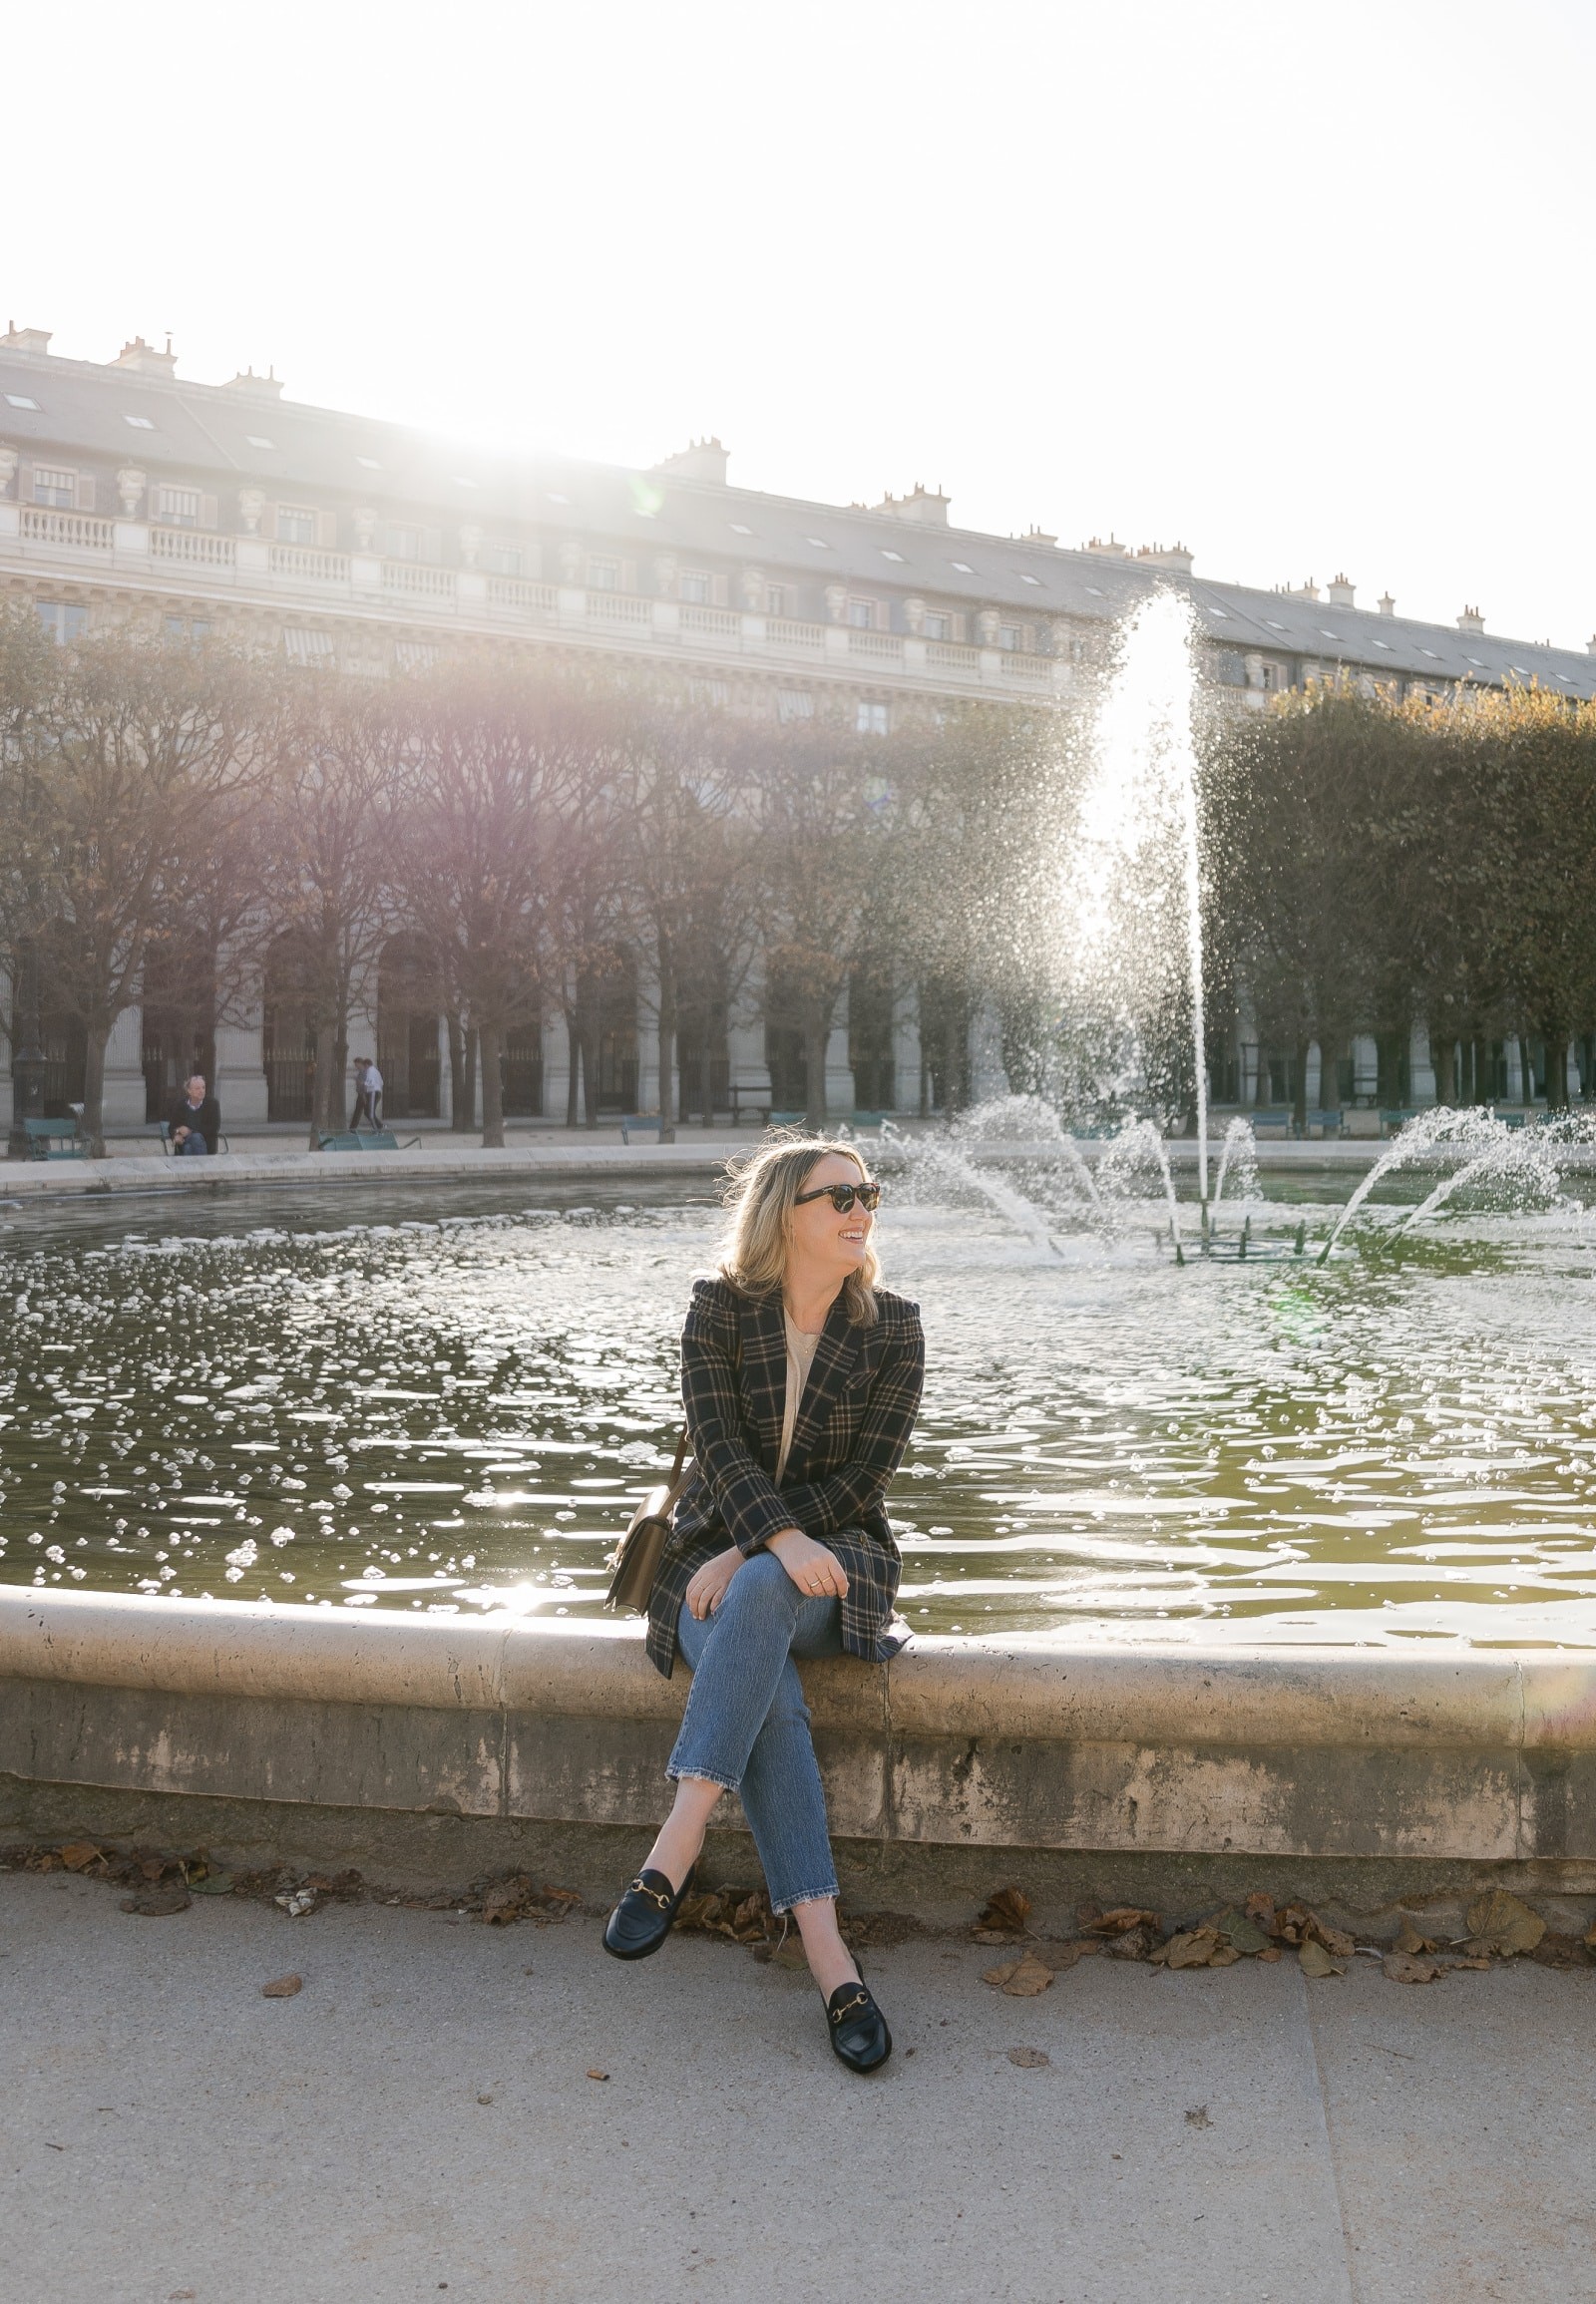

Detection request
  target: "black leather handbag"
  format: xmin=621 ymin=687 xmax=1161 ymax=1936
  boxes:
xmin=604 ymin=1429 xmax=692 ymax=1614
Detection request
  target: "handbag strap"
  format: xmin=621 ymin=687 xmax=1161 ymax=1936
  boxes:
xmin=668 ymin=1426 xmax=688 ymax=1485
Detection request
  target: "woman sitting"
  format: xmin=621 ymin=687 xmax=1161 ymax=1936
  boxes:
xmin=603 ymin=1137 xmax=924 ymax=2075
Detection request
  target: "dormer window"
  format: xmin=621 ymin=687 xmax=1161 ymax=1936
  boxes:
xmin=157 ymin=484 xmax=201 ymax=529
xmin=32 ymin=465 xmax=77 ymax=509
xmin=924 ymin=610 xmax=952 ymax=642
xmin=679 ymin=571 xmax=711 ymax=603
xmin=998 ymin=622 xmax=1021 ymax=651
xmin=588 ymin=557 xmax=619 ymax=590
xmin=276 ymin=504 xmax=317 ymax=547
xmin=483 ymin=544 xmax=524 ymax=577
xmin=847 ymin=598 xmax=880 ymax=629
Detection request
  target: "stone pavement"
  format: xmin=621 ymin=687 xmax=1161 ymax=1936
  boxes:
xmin=4 ymin=1871 xmax=1592 ymax=2304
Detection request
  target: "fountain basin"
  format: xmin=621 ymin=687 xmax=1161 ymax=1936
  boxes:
xmin=8 ymin=1586 xmax=1596 ymax=1915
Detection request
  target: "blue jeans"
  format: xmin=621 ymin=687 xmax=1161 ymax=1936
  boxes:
xmin=667 ymin=1550 xmax=843 ymax=1914
xmin=176 ymin=1133 xmax=209 ymax=1156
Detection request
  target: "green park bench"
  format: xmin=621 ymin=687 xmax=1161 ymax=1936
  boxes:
xmin=22 ymin=1116 xmax=88 ymax=1160
xmin=1306 ymin=1107 xmax=1344 ymax=1137
xmin=1249 ymin=1107 xmax=1294 ymax=1136
xmin=727 ymin=1080 xmax=774 ymax=1126
xmin=619 ymin=1115 xmax=663 ymax=1143
xmin=1380 ymin=1107 xmax=1422 ymax=1136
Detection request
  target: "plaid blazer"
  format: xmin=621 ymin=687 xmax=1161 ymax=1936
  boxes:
xmin=644 ymin=1275 xmax=925 ymax=1679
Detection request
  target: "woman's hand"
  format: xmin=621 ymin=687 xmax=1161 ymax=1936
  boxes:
xmin=685 ymin=1546 xmax=745 ymax=1620
xmin=766 ymin=1528 xmax=849 ymax=1601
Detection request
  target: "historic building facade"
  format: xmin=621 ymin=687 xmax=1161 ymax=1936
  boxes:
xmin=4 ymin=324 xmax=1595 ymax=1132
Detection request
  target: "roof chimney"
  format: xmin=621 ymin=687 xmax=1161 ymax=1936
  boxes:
xmin=221 ymin=364 xmax=284 ymax=401
xmin=1379 ymin=592 xmax=1396 ymax=616
xmin=0 ymin=322 xmax=52 ymax=356
xmin=112 ymin=334 xmax=179 ymax=379
xmin=1137 ymin=541 xmax=1194 ymax=574
xmin=1326 ymin=574 xmax=1356 ymax=609
xmin=877 ymin=483 xmax=952 ymax=528
xmin=1012 ymin=522 xmax=1057 ymax=547
xmin=1083 ymin=535 xmax=1129 ymax=558
xmin=1286 ymin=577 xmax=1321 ymax=601
xmin=1457 ymin=605 xmax=1485 ymax=633
xmin=655 ymin=436 xmax=730 ymax=486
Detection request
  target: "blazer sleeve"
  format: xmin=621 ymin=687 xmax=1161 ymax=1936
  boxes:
xmin=680 ymin=1282 xmax=806 ymax=1558
xmin=776 ymin=1304 xmax=925 ymax=1539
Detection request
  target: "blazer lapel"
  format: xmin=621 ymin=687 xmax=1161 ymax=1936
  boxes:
xmin=786 ymin=1292 xmax=861 ymax=1473
xmin=740 ymin=1291 xmax=788 ymax=1474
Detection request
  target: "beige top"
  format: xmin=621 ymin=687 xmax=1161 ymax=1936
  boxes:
xmin=776 ymin=1312 xmax=824 ymax=1484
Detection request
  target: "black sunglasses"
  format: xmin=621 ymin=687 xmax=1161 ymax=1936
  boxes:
xmin=795 ymin=1180 xmax=882 ymax=1214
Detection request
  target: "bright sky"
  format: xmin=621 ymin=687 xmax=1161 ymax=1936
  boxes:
xmin=9 ymin=0 xmax=1594 ymax=648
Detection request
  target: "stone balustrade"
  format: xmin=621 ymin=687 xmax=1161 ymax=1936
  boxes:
xmin=0 ymin=501 xmax=1071 ymax=699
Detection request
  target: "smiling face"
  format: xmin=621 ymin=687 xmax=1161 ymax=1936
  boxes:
xmin=784 ymin=1151 xmax=875 ymax=1294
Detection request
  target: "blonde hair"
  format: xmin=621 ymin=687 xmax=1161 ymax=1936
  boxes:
xmin=717 ymin=1137 xmax=881 ymax=1326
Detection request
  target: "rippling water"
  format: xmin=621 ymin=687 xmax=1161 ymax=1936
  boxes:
xmin=5 ymin=1175 xmax=1596 ymax=1647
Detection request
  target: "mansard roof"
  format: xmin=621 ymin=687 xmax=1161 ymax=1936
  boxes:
xmin=4 ymin=342 xmax=1593 ymax=696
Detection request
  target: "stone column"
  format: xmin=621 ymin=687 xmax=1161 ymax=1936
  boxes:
xmin=215 ymin=987 xmax=268 ymax=1128
xmin=544 ymin=1007 xmax=572 ymax=1128
xmin=102 ymin=1006 xmax=147 ymax=1133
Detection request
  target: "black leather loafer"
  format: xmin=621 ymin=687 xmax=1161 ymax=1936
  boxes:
xmin=826 ymin=1977 xmax=892 ymax=2073
xmin=602 ymin=1864 xmax=696 ymax=1962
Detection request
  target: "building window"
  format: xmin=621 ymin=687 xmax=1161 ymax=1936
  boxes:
xmin=164 ymin=614 xmax=211 ymax=641
xmin=766 ymin=583 xmax=788 ymax=618
xmin=924 ymin=610 xmax=952 ymax=642
xmin=32 ymin=466 xmax=77 ymax=509
xmin=36 ymin=600 xmax=88 ymax=643
xmin=856 ymin=700 xmax=890 ymax=736
xmin=847 ymin=598 xmax=879 ymax=630
xmin=276 ymin=504 xmax=317 ymax=546
xmin=777 ymin=689 xmax=814 ymax=723
xmin=588 ymin=558 xmax=619 ymax=590
xmin=381 ymin=523 xmax=425 ymax=561
xmin=395 ymin=640 xmax=438 ymax=671
xmin=483 ymin=544 xmax=523 ymax=576
xmin=156 ymin=484 xmax=201 ymax=529
xmin=998 ymin=622 xmax=1021 ymax=651
xmin=283 ymin=628 xmax=336 ymax=666
xmin=688 ymin=677 xmax=729 ymax=708
xmin=679 ymin=571 xmax=711 ymax=603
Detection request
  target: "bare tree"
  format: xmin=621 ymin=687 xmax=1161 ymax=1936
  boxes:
xmin=0 ymin=620 xmax=261 ymax=1153
xmin=391 ymin=660 xmax=580 ymax=1148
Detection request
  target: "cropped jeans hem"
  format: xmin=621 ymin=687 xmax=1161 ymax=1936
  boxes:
xmin=666 ymin=1552 xmax=844 ymax=1916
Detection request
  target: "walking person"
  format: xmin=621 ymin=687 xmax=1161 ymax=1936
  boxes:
xmin=603 ymin=1138 xmax=924 ymax=2074
xmin=352 ymin=1056 xmax=383 ymax=1131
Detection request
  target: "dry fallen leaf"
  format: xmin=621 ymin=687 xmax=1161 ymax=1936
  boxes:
xmin=586 ymin=2069 xmax=609 ymax=2083
xmin=1447 ymin=1955 xmax=1491 ymax=1972
xmin=1089 ymin=1906 xmax=1162 ymax=1936
xmin=1298 ymin=1939 xmax=1346 ymax=1979
xmin=1258 ymin=1946 xmax=1283 ymax=1963
xmin=120 ymin=1888 xmax=192 ymax=1919
xmin=1158 ymin=1929 xmax=1223 ymax=1970
xmin=1209 ymin=1908 xmax=1271 ymax=1957
xmin=1383 ymin=1951 xmax=1442 ymax=1986
xmin=1007 ymin=2046 xmax=1050 ymax=2069
xmin=260 ymin=1974 xmax=302 ymax=1998
xmin=983 ymin=1953 xmax=1053 ymax=1998
xmin=58 ymin=1842 xmax=101 ymax=1872
xmin=975 ymin=1886 xmax=1032 ymax=1939
xmin=1395 ymin=1914 xmax=1441 ymax=1957
xmin=1103 ymin=1922 xmax=1166 ymax=1963
xmin=1042 ymin=1940 xmax=1097 ymax=1972
xmin=1464 ymin=1889 xmax=1544 ymax=1958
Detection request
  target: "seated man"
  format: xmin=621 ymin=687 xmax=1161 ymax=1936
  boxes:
xmin=169 ymin=1073 xmax=220 ymax=1156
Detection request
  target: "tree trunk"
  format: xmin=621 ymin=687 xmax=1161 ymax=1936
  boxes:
xmin=81 ymin=1022 xmax=109 ymax=1157
xmin=1318 ymin=1032 xmax=1348 ymax=1114
xmin=1429 ymin=1026 xmax=1455 ymax=1108
xmin=306 ymin=1039 xmax=325 ymax=1151
xmin=564 ymin=1006 xmax=581 ymax=1127
xmin=803 ymin=1010 xmax=828 ymax=1130
xmin=583 ymin=1023 xmax=600 ymax=1128
xmin=479 ymin=1018 xmax=506 ymax=1147
xmin=1292 ymin=1037 xmax=1310 ymax=1137
xmin=656 ymin=964 xmax=677 ymax=1142
xmin=448 ymin=1013 xmax=478 ymax=1131
xmin=1518 ymin=1034 xmax=1536 ymax=1104
xmin=1545 ymin=1032 xmax=1571 ymax=1111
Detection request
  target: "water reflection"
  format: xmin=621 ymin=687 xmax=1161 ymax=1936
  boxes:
xmin=5 ymin=1179 xmax=1596 ymax=1647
